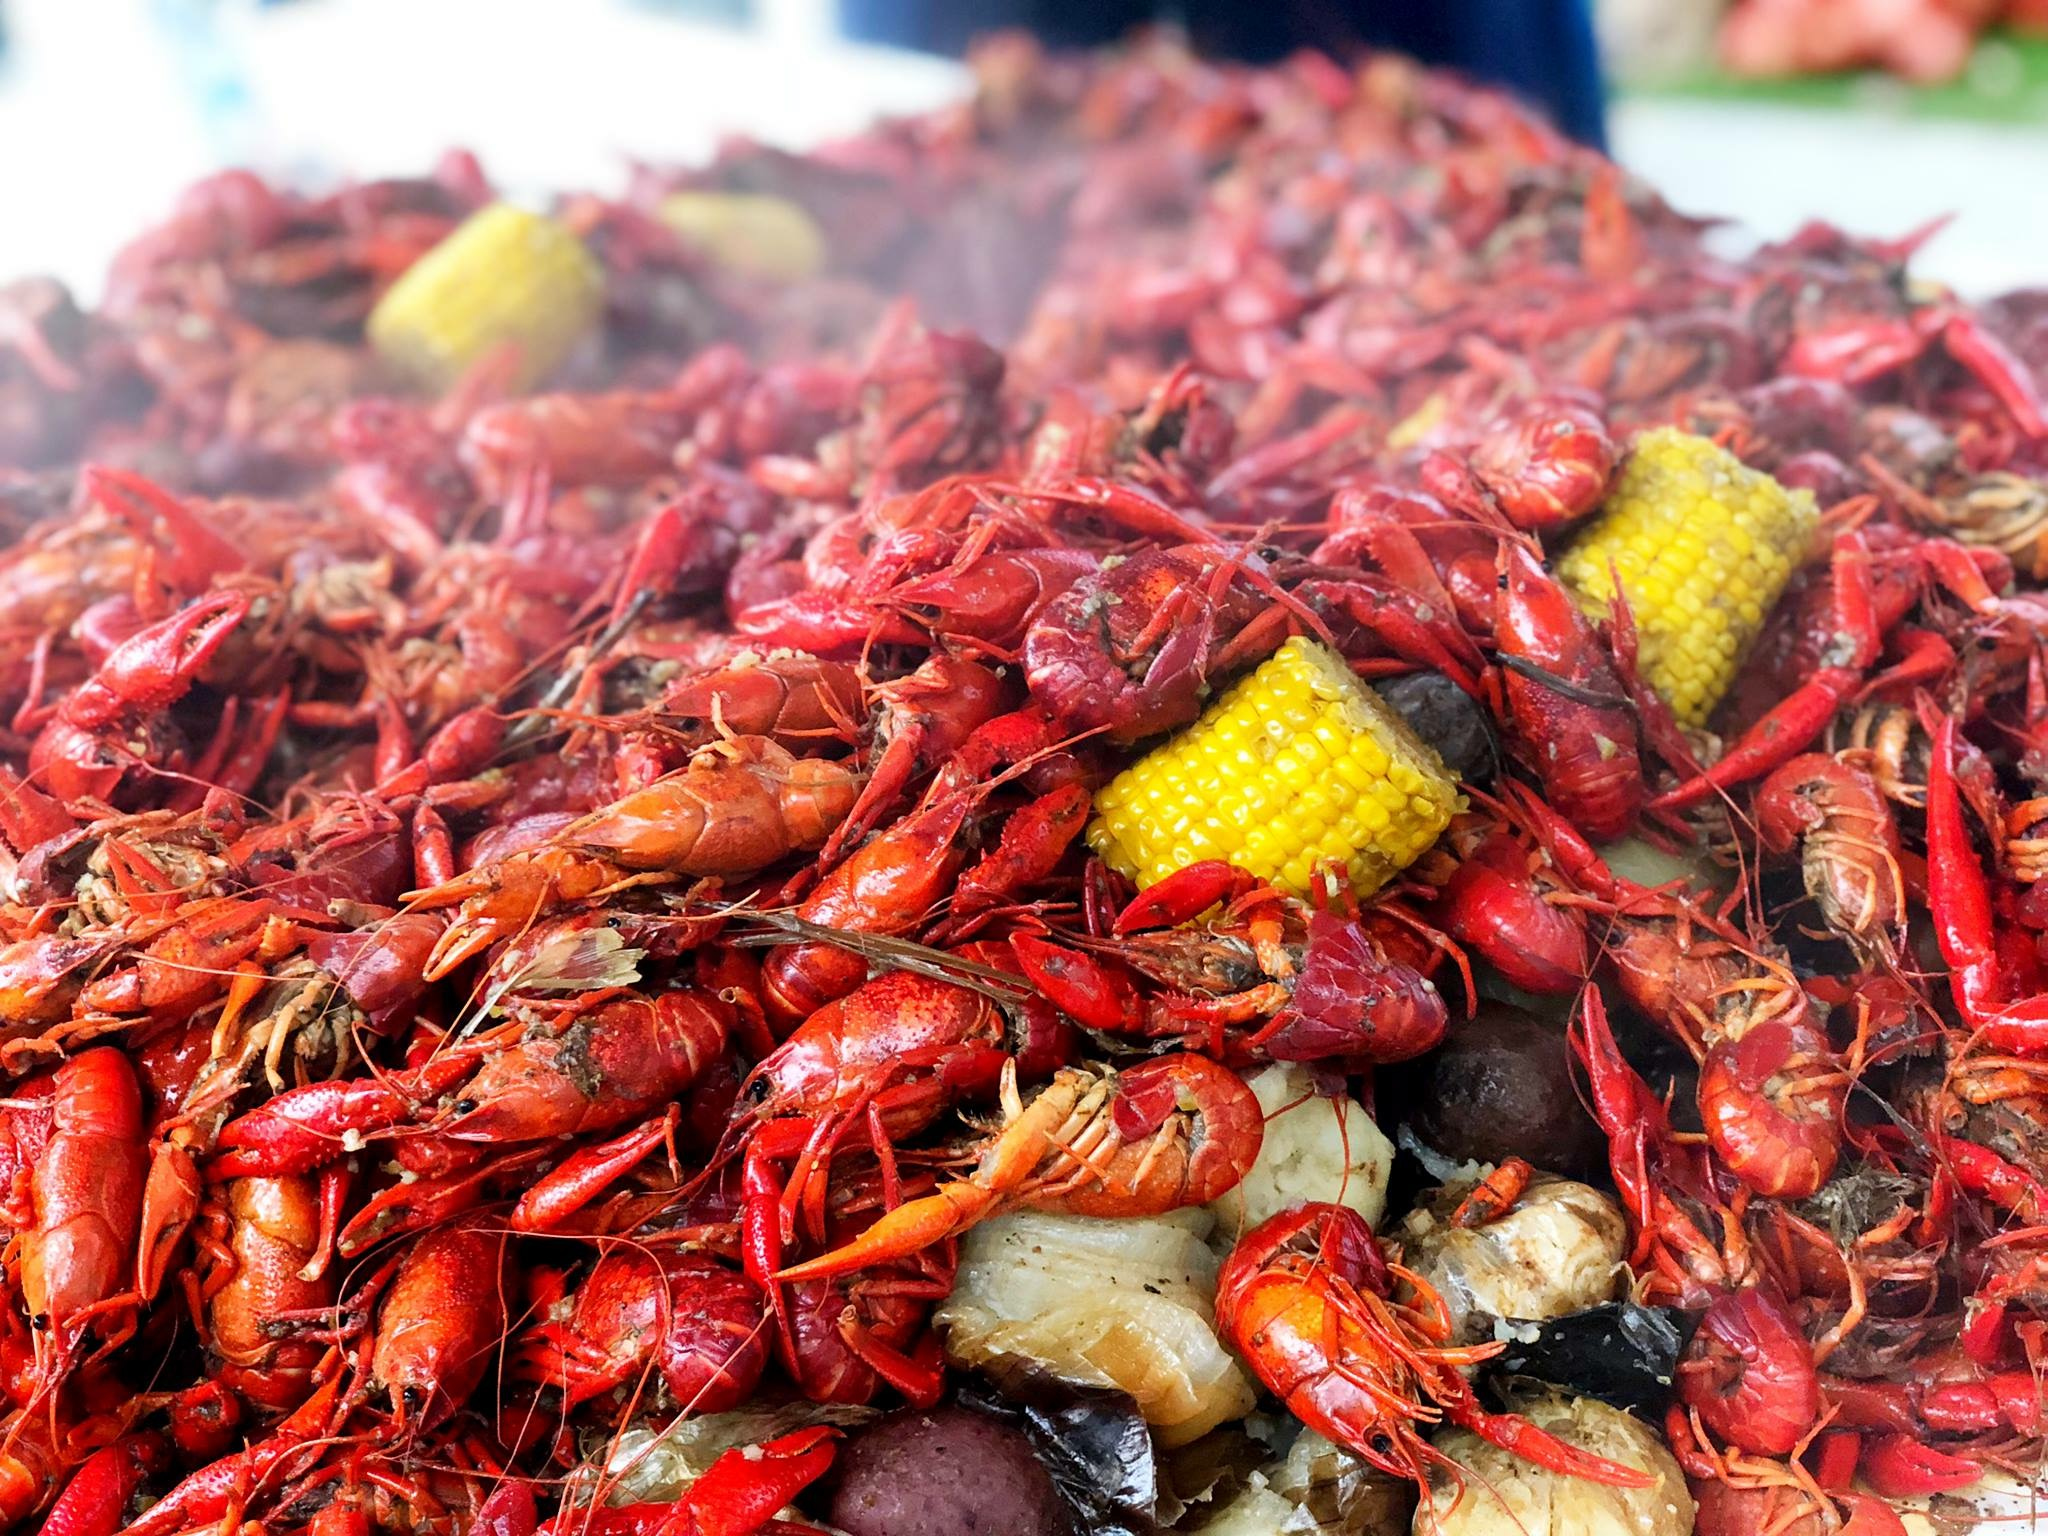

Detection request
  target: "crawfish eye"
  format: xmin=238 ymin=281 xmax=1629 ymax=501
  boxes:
xmin=455 ymin=1098 xmax=479 ymax=1114
xmin=673 ymin=716 xmax=703 ymax=731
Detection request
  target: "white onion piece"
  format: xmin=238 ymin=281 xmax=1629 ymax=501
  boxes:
xmin=1398 ymin=1177 xmax=1628 ymax=1342
xmin=1198 ymin=1429 xmax=1414 ymax=1534
xmin=1420 ymin=1394 xmax=1694 ymax=1536
xmin=937 ymin=1207 xmax=1256 ymax=1445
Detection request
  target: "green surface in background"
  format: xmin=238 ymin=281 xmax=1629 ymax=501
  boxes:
xmin=1620 ymin=29 xmax=2048 ymax=124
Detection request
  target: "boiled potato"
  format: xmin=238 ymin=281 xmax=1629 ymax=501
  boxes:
xmin=1210 ymin=1062 xmax=1395 ymax=1245
xmin=1395 ymin=1004 xmax=1605 ymax=1181
xmin=938 ymin=1208 xmax=1256 ymax=1446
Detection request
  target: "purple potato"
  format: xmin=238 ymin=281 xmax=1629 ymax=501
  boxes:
xmin=826 ymin=1405 xmax=1067 ymax=1536
xmin=1399 ymin=1001 xmax=1605 ymax=1180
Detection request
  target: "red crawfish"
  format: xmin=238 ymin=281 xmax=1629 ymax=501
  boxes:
xmin=1649 ymin=530 xmax=1893 ymax=814
xmin=1323 ymin=492 xmax=1659 ymax=838
xmin=1012 ymin=859 xmax=1452 ymax=1065
xmin=18 ymin=1047 xmax=147 ymax=1409
xmin=774 ymin=1053 xmax=1263 ymax=1284
xmin=1427 ymin=812 xmax=1591 ymax=996
xmin=657 ymin=651 xmax=864 ymax=752
xmin=511 ymin=1250 xmax=768 ymax=1416
xmin=1823 ymin=1345 xmax=2043 ymax=1471
xmin=1572 ymin=990 xmax=1746 ymax=1309
xmin=1754 ymin=752 xmax=1906 ymax=966
xmin=876 ymin=541 xmax=1098 ymax=654
xmin=732 ymin=966 xmax=1019 ymax=1306
xmin=37 ymin=1433 xmax=169 ymax=1536
xmin=1506 ymin=785 xmax=1851 ymax=1202
xmin=1214 ymin=1202 xmax=1655 ymax=1496
xmin=1675 ymin=1287 xmax=1823 ymax=1458
xmin=758 ymin=718 xmax=1078 ymax=1025
xmin=1492 ymin=541 xmax=1646 ymax=842
xmin=1022 ymin=543 xmax=1293 ymax=745
xmin=1926 ymin=712 xmax=2048 ymax=1057
xmin=458 ymin=389 xmax=691 ymax=498
xmin=28 ymin=589 xmax=251 ymax=805
xmin=777 ymin=1237 xmax=946 ymax=1407
xmin=106 ymin=1375 xmax=340 ymax=1536
xmin=1781 ymin=297 xmax=2048 ymax=443
xmin=368 ymin=1212 xmax=511 ymax=1431
xmin=1676 ymin=1433 xmax=1910 ymax=1536
xmin=1421 ymin=390 xmax=1620 ymax=532
xmin=814 ymin=653 xmax=1010 ymax=866
xmin=211 ymin=985 xmax=732 ymax=1251
xmin=531 ymin=1426 xmax=840 ymax=1536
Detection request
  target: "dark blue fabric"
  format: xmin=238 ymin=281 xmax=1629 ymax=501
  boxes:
xmin=837 ymin=0 xmax=1608 ymax=148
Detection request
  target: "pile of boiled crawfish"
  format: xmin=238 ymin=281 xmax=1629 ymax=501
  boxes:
xmin=1 ymin=30 xmax=2047 ymax=1536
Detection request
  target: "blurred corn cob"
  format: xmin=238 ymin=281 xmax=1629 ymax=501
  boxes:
xmin=1089 ymin=637 xmax=1460 ymax=897
xmin=1554 ymin=427 xmax=1817 ymax=727
xmin=657 ymin=191 xmax=826 ymax=283
xmin=367 ymin=204 xmax=602 ymax=392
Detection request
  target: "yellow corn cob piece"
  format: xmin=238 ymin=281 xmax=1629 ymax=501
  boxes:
xmin=1554 ymin=427 xmax=1818 ymax=728
xmin=367 ymin=204 xmax=602 ymax=392
xmin=1088 ymin=637 xmax=1460 ymax=899
xmin=657 ymin=191 xmax=827 ymax=283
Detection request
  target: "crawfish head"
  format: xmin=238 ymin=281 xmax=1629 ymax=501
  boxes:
xmin=1221 ymin=1201 xmax=1390 ymax=1298
xmin=1698 ymin=1013 xmax=1845 ymax=1201
xmin=1259 ymin=911 xmax=1447 ymax=1063
xmin=1676 ymin=1287 xmax=1821 ymax=1457
xmin=1023 ymin=547 xmax=1270 ymax=744
xmin=371 ymin=1216 xmax=510 ymax=1428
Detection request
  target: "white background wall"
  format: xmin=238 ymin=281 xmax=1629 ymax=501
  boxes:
xmin=0 ymin=0 xmax=2041 ymax=299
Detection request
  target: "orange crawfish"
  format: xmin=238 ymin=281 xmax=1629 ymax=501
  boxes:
xmin=774 ymin=1052 xmax=1262 ymax=1283
xmin=1214 ymin=1202 xmax=1655 ymax=1495
xmin=407 ymin=733 xmax=863 ymax=977
xmin=190 ymin=1174 xmax=337 ymax=1415
xmin=758 ymin=718 xmax=1080 ymax=1025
